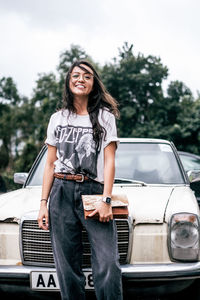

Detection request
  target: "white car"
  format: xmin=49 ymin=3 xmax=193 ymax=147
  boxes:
xmin=0 ymin=138 xmax=200 ymax=299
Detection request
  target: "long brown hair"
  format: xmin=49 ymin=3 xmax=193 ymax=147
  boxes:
xmin=62 ymin=60 xmax=119 ymax=151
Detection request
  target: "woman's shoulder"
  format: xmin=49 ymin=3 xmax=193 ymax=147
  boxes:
xmin=50 ymin=109 xmax=69 ymax=121
xmin=99 ymin=108 xmax=115 ymax=121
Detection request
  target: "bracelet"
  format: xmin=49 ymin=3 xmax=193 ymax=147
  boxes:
xmin=41 ymin=199 xmax=48 ymax=202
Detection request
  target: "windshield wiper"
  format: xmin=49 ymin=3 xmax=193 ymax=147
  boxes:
xmin=114 ymin=178 xmax=147 ymax=186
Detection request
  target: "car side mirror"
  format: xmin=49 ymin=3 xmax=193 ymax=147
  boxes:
xmin=14 ymin=173 xmax=28 ymax=184
xmin=187 ymin=170 xmax=200 ymax=183
xmin=187 ymin=170 xmax=200 ymax=205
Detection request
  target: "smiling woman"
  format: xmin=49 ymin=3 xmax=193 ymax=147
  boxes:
xmin=37 ymin=60 xmax=122 ymax=300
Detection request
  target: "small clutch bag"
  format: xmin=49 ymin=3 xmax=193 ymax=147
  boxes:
xmin=81 ymin=194 xmax=129 ymax=219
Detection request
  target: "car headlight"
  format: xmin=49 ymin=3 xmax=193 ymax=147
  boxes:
xmin=168 ymin=213 xmax=200 ymax=261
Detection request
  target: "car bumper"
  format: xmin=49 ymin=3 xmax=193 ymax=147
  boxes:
xmin=121 ymin=262 xmax=200 ymax=280
xmin=0 ymin=263 xmax=200 ymax=296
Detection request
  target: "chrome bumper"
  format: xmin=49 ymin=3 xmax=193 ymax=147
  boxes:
xmin=1 ymin=262 xmax=200 ymax=281
xmin=121 ymin=262 xmax=200 ymax=281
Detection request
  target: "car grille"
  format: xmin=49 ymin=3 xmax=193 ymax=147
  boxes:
xmin=21 ymin=219 xmax=130 ymax=267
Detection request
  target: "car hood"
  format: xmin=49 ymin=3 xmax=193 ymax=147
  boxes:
xmin=0 ymin=184 xmax=198 ymax=224
xmin=113 ymin=184 xmax=199 ymax=224
xmin=113 ymin=185 xmax=174 ymax=224
xmin=0 ymin=186 xmax=41 ymax=223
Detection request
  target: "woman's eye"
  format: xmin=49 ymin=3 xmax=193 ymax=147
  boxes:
xmin=85 ymin=75 xmax=91 ymax=80
xmin=71 ymin=73 xmax=93 ymax=80
xmin=72 ymin=74 xmax=79 ymax=79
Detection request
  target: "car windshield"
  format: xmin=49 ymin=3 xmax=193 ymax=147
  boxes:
xmin=115 ymin=143 xmax=184 ymax=184
xmin=27 ymin=142 xmax=185 ymax=186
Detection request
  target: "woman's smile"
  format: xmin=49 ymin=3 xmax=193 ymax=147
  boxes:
xmin=75 ymin=84 xmax=85 ymax=89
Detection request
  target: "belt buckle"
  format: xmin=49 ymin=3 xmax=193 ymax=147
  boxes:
xmin=76 ymin=174 xmax=84 ymax=182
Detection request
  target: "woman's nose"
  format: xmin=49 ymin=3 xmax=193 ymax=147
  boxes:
xmin=78 ymin=74 xmax=85 ymax=81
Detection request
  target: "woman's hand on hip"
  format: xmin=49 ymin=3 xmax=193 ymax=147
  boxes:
xmin=37 ymin=204 xmax=49 ymax=230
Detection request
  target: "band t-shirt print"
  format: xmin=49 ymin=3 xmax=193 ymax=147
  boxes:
xmin=45 ymin=109 xmax=119 ymax=183
xmin=55 ymin=124 xmax=97 ymax=179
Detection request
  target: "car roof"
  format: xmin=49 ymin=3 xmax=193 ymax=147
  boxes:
xmin=119 ymin=138 xmax=172 ymax=144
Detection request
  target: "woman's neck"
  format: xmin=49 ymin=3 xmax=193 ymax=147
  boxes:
xmin=74 ymin=96 xmax=88 ymax=115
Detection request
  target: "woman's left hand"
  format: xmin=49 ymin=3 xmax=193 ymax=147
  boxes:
xmin=88 ymin=201 xmax=113 ymax=222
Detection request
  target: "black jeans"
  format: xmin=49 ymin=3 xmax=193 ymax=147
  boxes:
xmin=49 ymin=178 xmax=123 ymax=300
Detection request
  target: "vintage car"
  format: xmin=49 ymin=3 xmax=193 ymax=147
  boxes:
xmin=1 ymin=138 xmax=200 ymax=299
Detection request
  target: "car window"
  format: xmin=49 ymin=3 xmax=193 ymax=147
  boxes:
xmin=27 ymin=150 xmax=47 ymax=186
xmin=179 ymin=154 xmax=200 ymax=172
xmin=27 ymin=142 xmax=185 ymax=186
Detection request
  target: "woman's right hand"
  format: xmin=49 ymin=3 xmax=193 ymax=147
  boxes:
xmin=38 ymin=145 xmax=57 ymax=231
xmin=37 ymin=203 xmax=49 ymax=230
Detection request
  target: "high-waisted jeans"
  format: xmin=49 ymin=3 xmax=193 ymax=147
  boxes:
xmin=49 ymin=178 xmax=123 ymax=300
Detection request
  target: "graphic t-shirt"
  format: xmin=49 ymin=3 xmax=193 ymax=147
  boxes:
xmin=45 ymin=109 xmax=120 ymax=183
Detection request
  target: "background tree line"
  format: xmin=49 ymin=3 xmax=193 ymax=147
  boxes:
xmin=1 ymin=42 xmax=200 ymax=191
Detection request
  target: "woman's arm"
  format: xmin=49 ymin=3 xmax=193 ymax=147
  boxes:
xmin=89 ymin=141 xmax=116 ymax=222
xmin=37 ymin=145 xmax=57 ymax=230
xmin=102 ymin=141 xmax=116 ymax=198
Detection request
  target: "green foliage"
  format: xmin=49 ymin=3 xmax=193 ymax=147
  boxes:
xmin=57 ymin=44 xmax=90 ymax=76
xmin=0 ymin=77 xmax=20 ymax=104
xmin=14 ymin=142 xmax=39 ymax=172
xmin=0 ymin=171 xmax=21 ymax=192
xmin=102 ymin=42 xmax=168 ymax=137
xmin=1 ymin=43 xmax=200 ymax=191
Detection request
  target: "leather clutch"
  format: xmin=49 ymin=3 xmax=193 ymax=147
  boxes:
xmin=81 ymin=194 xmax=129 ymax=219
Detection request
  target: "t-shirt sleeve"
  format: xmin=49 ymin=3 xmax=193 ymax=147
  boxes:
xmin=103 ymin=112 xmax=120 ymax=149
xmin=45 ymin=115 xmax=56 ymax=146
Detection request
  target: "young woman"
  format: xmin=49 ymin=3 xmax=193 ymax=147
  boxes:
xmin=37 ymin=60 xmax=122 ymax=300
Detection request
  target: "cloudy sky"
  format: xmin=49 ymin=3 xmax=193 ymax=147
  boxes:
xmin=0 ymin=0 xmax=199 ymax=98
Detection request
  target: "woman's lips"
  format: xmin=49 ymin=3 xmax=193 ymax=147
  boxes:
xmin=75 ymin=84 xmax=85 ymax=89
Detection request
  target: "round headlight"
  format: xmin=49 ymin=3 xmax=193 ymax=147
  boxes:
xmin=171 ymin=221 xmax=199 ymax=248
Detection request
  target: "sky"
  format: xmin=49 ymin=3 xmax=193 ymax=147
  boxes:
xmin=0 ymin=0 xmax=200 ymax=99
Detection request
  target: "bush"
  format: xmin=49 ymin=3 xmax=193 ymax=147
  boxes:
xmin=1 ymin=171 xmax=22 ymax=192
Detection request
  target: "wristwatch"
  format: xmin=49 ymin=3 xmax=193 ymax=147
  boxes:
xmin=102 ymin=196 xmax=112 ymax=205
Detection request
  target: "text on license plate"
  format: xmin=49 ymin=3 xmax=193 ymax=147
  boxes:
xmin=31 ymin=271 xmax=94 ymax=290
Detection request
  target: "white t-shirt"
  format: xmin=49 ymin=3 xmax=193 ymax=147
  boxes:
xmin=45 ymin=109 xmax=120 ymax=183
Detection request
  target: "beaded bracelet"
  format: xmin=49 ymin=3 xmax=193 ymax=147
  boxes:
xmin=41 ymin=199 xmax=48 ymax=202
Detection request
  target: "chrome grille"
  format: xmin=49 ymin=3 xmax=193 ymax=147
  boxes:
xmin=21 ymin=219 xmax=130 ymax=267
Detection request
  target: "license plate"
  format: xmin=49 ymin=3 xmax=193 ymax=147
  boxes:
xmin=30 ymin=271 xmax=94 ymax=290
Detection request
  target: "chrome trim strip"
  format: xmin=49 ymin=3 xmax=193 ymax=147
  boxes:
xmin=121 ymin=262 xmax=200 ymax=279
xmin=126 ymin=216 xmax=133 ymax=263
xmin=1 ymin=262 xmax=200 ymax=281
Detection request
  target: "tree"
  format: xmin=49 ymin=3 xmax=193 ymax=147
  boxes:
xmin=101 ymin=42 xmax=168 ymax=137
xmin=0 ymin=77 xmax=20 ymax=104
xmin=158 ymin=81 xmax=198 ymax=151
xmin=0 ymin=77 xmax=21 ymax=169
xmin=31 ymin=72 xmax=61 ymax=145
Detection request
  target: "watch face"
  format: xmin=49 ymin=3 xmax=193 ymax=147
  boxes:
xmin=106 ymin=197 xmax=111 ymax=204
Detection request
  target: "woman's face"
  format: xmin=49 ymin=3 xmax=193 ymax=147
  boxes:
xmin=69 ymin=64 xmax=94 ymax=97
